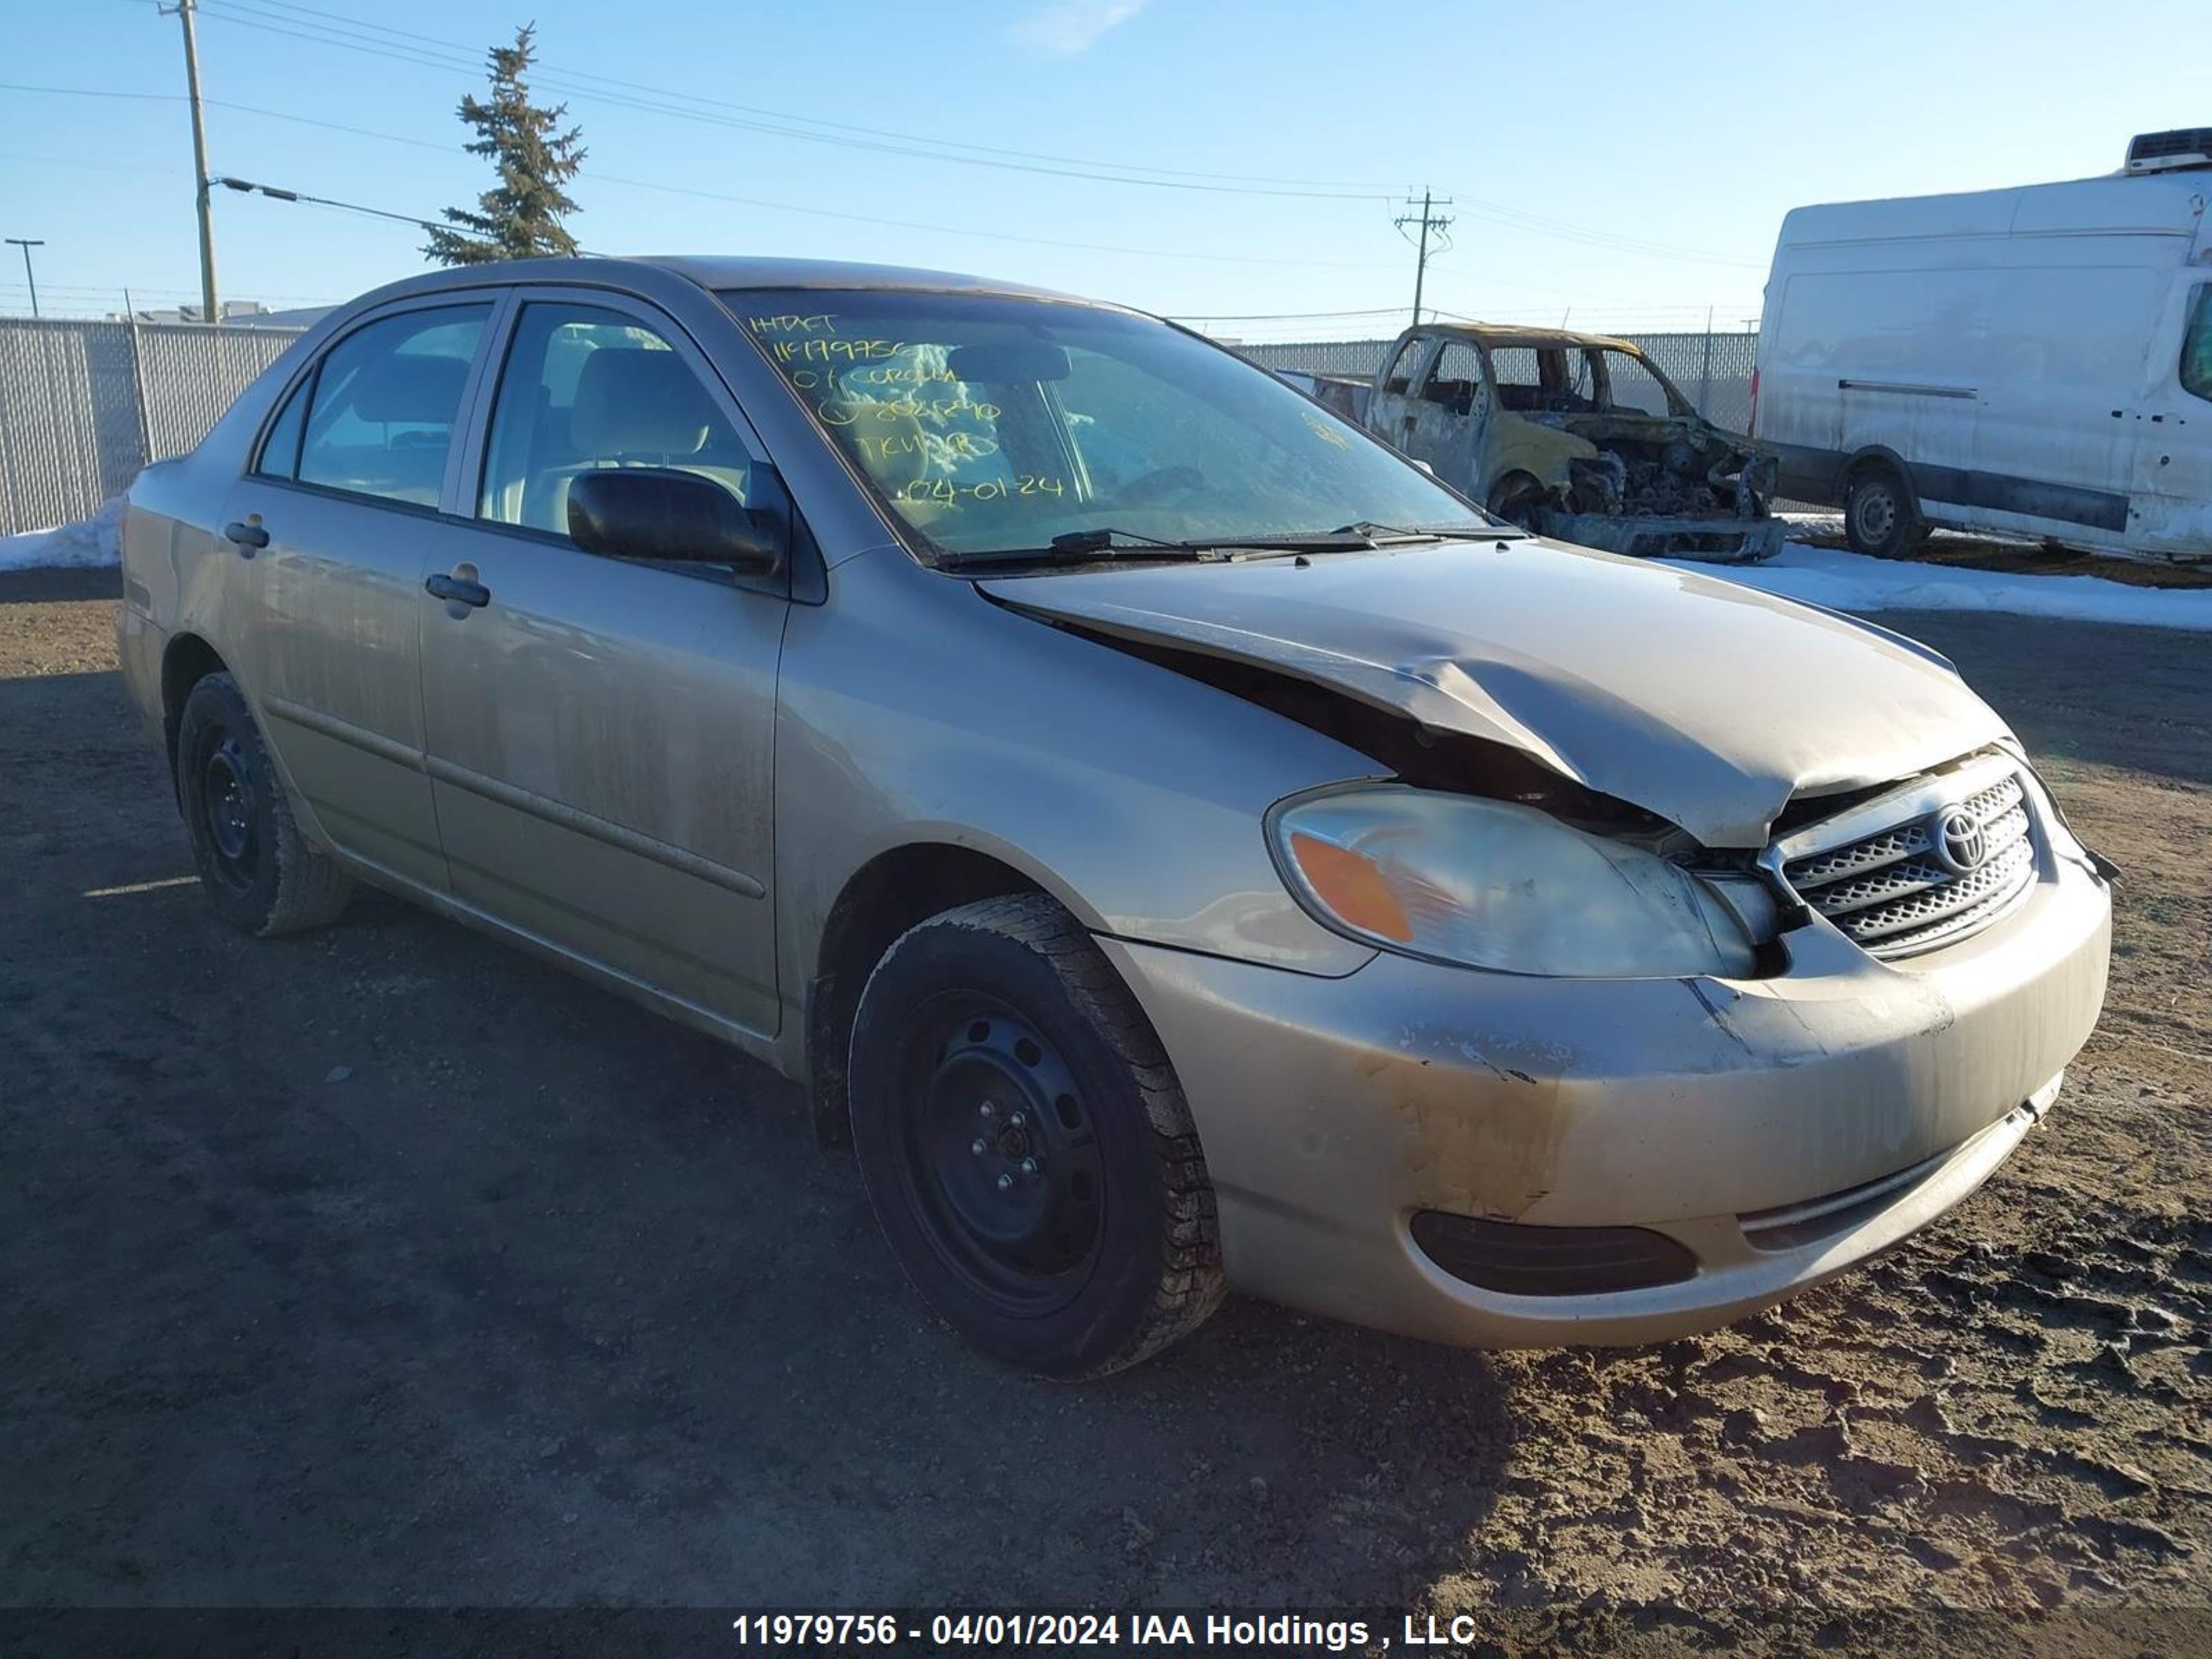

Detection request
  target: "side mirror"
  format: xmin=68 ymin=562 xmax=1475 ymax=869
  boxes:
xmin=566 ymin=467 xmax=783 ymax=576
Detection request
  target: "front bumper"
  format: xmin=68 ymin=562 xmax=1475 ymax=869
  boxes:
xmin=1533 ymin=507 xmax=1786 ymax=564
xmin=1099 ymin=843 xmax=2110 ymax=1349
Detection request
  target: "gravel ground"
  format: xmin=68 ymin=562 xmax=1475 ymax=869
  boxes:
xmin=1 ymin=570 xmax=2205 ymax=1653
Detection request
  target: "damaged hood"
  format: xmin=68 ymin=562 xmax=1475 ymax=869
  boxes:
xmin=980 ymin=538 xmax=2010 ymax=847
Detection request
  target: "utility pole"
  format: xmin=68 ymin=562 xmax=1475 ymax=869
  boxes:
xmin=5 ymin=238 xmax=43 ymax=318
xmin=1394 ymin=189 xmax=1454 ymax=327
xmin=164 ymin=0 xmax=219 ymax=325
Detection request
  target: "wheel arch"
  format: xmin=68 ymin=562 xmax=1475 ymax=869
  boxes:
xmin=160 ymin=632 xmax=231 ymax=791
xmin=1843 ymin=444 xmax=1920 ymax=502
xmin=805 ymin=841 xmax=1066 ymax=1150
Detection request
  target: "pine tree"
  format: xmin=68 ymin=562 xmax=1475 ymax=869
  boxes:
xmin=424 ymin=24 xmax=585 ymax=265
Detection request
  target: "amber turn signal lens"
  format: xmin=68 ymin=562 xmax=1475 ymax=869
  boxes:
xmin=1286 ymin=831 xmax=1413 ymax=944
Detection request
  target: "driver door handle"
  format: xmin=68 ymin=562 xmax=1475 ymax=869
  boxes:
xmin=223 ymin=520 xmax=269 ymax=552
xmin=424 ymin=571 xmax=491 ymax=610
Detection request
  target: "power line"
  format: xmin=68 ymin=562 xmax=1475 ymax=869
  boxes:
xmin=219 ymin=0 xmax=1406 ymax=194
xmin=187 ymin=1 xmax=1396 ymax=202
xmin=0 ymin=84 xmax=1422 ymax=274
xmin=213 ymin=173 xmax=444 ymax=234
xmin=1439 ymin=186 xmax=1766 ymax=271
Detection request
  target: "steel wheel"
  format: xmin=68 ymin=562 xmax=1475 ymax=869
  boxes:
xmin=174 ymin=671 xmax=353 ymax=936
xmin=1844 ymin=466 xmax=1924 ymax=559
xmin=847 ymin=894 xmax=1225 ymax=1376
xmin=197 ymin=730 xmax=261 ymax=888
xmin=897 ymin=995 xmax=1105 ymax=1315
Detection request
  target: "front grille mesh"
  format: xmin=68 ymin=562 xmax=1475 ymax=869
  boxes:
xmin=1783 ymin=771 xmax=2038 ymax=957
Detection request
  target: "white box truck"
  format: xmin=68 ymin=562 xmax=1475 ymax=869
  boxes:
xmin=1754 ymin=128 xmax=2212 ymax=562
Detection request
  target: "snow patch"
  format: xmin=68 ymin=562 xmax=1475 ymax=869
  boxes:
xmin=0 ymin=496 xmax=125 ymax=573
xmin=1662 ymin=541 xmax=2212 ymax=633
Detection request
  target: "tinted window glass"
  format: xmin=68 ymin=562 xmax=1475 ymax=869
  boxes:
xmin=255 ymin=374 xmax=310 ymax=479
xmin=297 ymin=305 xmax=489 ymax=507
xmin=731 ymin=288 xmax=1487 ymax=561
xmin=2184 ymin=283 xmax=2212 ymax=403
xmin=480 ymin=302 xmax=754 ymax=534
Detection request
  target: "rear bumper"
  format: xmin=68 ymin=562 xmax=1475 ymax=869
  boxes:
xmin=1100 ymin=841 xmax=2110 ymax=1349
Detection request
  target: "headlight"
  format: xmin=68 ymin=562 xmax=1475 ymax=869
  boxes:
xmin=1268 ymin=785 xmax=1757 ymax=977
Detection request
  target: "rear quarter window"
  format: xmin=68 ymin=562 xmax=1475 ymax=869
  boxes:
xmin=254 ymin=375 xmax=310 ymax=479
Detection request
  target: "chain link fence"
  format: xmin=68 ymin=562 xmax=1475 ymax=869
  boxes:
xmin=0 ymin=318 xmax=306 ymax=538
xmin=1232 ymin=329 xmax=1763 ymax=433
xmin=2 ymin=317 xmax=1766 ymax=539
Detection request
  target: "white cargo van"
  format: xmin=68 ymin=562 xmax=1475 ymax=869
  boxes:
xmin=1755 ymin=129 xmax=2212 ymax=562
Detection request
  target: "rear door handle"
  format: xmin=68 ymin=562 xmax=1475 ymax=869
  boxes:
xmin=424 ymin=572 xmax=491 ymax=610
xmin=223 ymin=520 xmax=269 ymax=551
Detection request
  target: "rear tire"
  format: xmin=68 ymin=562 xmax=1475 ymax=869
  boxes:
xmin=1844 ymin=465 xmax=1927 ymax=559
xmin=847 ymin=894 xmax=1225 ymax=1377
xmin=175 ymin=672 xmax=353 ymax=937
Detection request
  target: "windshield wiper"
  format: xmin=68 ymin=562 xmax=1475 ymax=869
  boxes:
xmin=937 ymin=527 xmax=1237 ymax=568
xmin=1047 ymin=527 xmax=1221 ymax=557
xmin=935 ymin=518 xmax=1521 ymax=570
xmin=1329 ymin=520 xmax=1527 ymax=543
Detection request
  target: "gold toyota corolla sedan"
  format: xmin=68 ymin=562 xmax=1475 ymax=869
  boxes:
xmin=117 ymin=257 xmax=2114 ymax=1376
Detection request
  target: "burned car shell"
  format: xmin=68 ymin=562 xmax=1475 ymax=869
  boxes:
xmin=113 ymin=256 xmax=2110 ymax=1354
xmin=1322 ymin=323 xmax=1785 ymax=563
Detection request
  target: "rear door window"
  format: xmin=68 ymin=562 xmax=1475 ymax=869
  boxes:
xmin=295 ymin=305 xmax=491 ymax=507
xmin=1486 ymin=347 xmax=1544 ymax=411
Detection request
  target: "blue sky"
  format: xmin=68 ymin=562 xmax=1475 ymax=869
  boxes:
xmin=2 ymin=0 xmax=2204 ymax=335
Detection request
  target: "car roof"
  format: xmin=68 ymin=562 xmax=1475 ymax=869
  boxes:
xmin=1413 ymin=321 xmax=1648 ymax=356
xmin=643 ymin=254 xmax=1087 ymax=300
xmin=353 ymin=254 xmax=1103 ymax=310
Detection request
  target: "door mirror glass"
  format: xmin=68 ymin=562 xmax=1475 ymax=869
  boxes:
xmin=566 ymin=467 xmax=783 ymax=573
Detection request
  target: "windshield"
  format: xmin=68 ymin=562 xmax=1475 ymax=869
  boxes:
xmin=724 ymin=288 xmax=1490 ymax=561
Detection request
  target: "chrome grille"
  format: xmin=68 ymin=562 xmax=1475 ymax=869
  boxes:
xmin=1782 ymin=771 xmax=2038 ymax=957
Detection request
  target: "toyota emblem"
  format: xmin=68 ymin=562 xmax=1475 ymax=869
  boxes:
xmin=1931 ymin=807 xmax=1988 ymax=874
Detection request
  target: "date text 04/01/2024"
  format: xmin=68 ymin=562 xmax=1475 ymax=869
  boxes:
xmin=729 ymin=1612 xmax=1400 ymax=1650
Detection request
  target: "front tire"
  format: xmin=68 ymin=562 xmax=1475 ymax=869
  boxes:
xmin=175 ymin=672 xmax=353 ymax=937
xmin=1486 ymin=471 xmax=1544 ymax=527
xmin=1844 ymin=465 xmax=1927 ymax=559
xmin=847 ymin=894 xmax=1225 ymax=1377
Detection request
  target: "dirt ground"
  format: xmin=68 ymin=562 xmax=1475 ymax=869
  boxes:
xmin=2 ymin=568 xmax=2206 ymax=1653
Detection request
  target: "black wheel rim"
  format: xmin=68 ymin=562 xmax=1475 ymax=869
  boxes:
xmin=894 ymin=993 xmax=1105 ymax=1318
xmin=198 ymin=728 xmax=260 ymax=888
